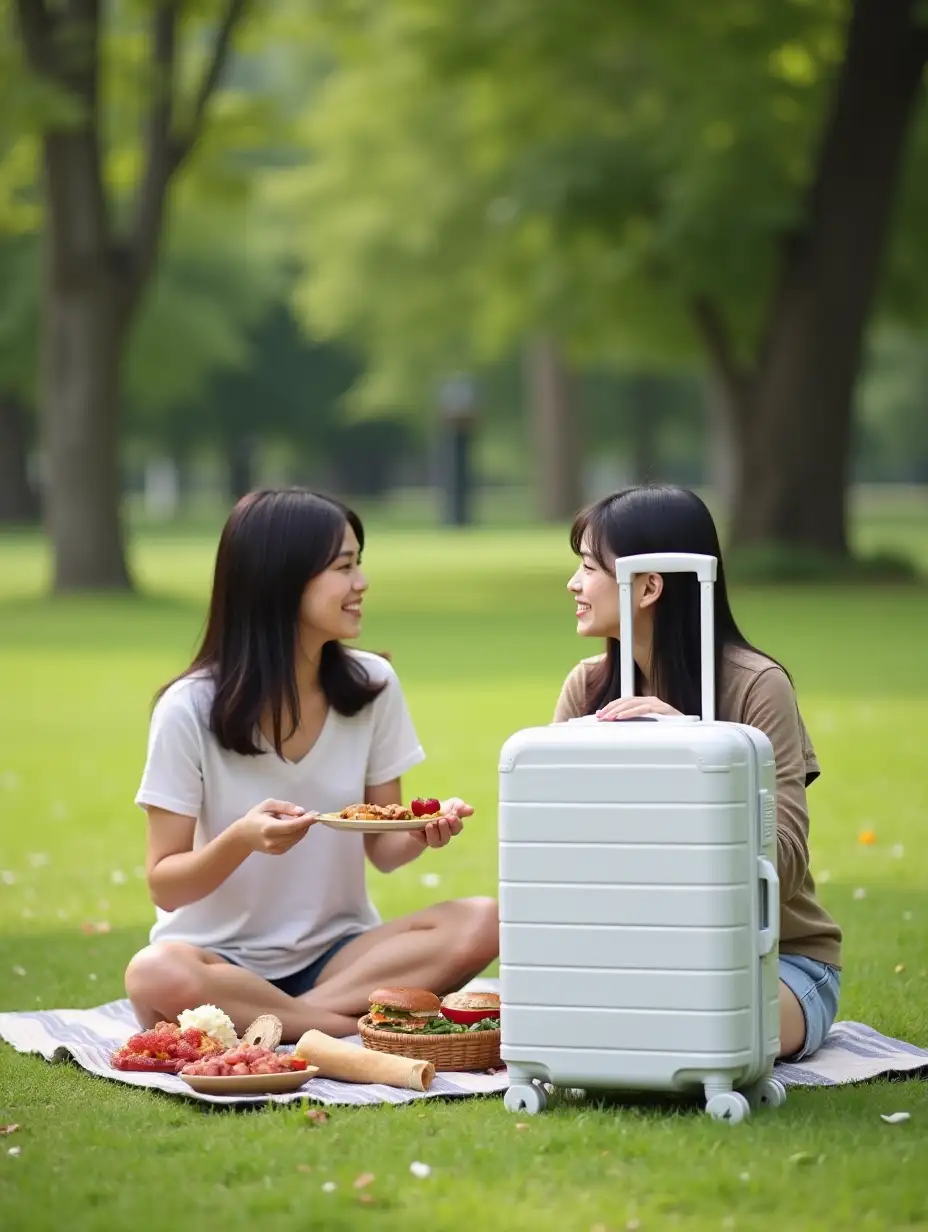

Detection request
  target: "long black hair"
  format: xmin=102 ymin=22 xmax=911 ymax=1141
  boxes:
xmin=571 ymin=485 xmax=776 ymax=717
xmin=160 ymin=488 xmax=385 ymax=756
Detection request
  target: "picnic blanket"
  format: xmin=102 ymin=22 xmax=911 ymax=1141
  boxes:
xmin=2 ymin=979 xmax=926 ymax=1107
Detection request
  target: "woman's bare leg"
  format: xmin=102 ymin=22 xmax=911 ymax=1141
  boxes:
xmin=125 ymin=896 xmax=498 ymax=1042
xmin=300 ymin=896 xmax=498 ymax=1018
xmin=778 ymin=980 xmax=807 ymax=1058
xmin=125 ymin=942 xmax=357 ymax=1040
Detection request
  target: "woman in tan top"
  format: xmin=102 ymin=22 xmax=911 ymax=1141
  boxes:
xmin=556 ymin=485 xmax=841 ymax=1060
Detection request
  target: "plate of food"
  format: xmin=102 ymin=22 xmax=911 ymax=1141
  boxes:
xmin=179 ymin=1044 xmax=318 ymax=1094
xmin=110 ymin=1020 xmax=229 ymax=1074
xmin=320 ymin=798 xmax=444 ymax=832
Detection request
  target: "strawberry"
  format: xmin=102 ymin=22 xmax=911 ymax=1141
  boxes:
xmin=411 ymin=797 xmax=442 ymax=817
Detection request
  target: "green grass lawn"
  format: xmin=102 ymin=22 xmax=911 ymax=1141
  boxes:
xmin=2 ymin=518 xmax=928 ymax=1232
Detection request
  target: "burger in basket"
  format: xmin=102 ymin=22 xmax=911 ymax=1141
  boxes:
xmin=367 ymin=987 xmax=444 ymax=1033
xmin=440 ymin=989 xmax=501 ymax=1026
xmin=360 ymin=986 xmax=502 ymax=1072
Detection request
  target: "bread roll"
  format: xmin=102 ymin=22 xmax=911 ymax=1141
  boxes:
xmin=294 ymin=1029 xmax=435 ymax=1092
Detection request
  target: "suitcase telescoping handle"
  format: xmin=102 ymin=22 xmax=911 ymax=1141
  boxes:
xmin=615 ymin=553 xmax=718 ymax=722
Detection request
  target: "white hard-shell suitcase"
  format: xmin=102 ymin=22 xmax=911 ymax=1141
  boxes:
xmin=498 ymin=552 xmax=783 ymax=1123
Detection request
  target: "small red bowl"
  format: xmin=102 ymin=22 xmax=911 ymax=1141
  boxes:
xmin=441 ymin=1004 xmax=501 ymax=1026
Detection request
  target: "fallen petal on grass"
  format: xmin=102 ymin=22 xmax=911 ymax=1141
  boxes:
xmin=7 ymin=1147 xmax=21 ymax=1157
xmin=321 ymin=1181 xmax=336 ymax=1193
xmin=353 ymin=1172 xmax=375 ymax=1189
xmin=0 ymin=1125 xmax=20 ymax=1136
xmin=12 ymin=966 xmax=25 ymax=977
xmin=880 ymin=1112 xmax=911 ymax=1124
xmin=305 ymin=1109 xmax=329 ymax=1125
xmin=409 ymin=1161 xmax=431 ymax=1179
xmin=853 ymin=887 xmax=867 ymax=900
xmin=894 ymin=964 xmax=905 ymax=974
xmin=788 ymin=1151 xmax=817 ymax=1166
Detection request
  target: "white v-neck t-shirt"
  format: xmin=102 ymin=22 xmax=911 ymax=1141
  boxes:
xmin=135 ymin=650 xmax=425 ymax=979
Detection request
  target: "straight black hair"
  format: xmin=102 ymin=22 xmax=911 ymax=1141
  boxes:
xmin=159 ymin=488 xmax=385 ymax=756
xmin=570 ymin=485 xmax=781 ymax=716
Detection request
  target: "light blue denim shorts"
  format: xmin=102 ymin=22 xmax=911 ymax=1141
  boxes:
xmin=779 ymin=953 xmax=842 ymax=1060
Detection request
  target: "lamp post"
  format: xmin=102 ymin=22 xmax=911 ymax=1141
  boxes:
xmin=438 ymin=373 xmax=478 ymax=526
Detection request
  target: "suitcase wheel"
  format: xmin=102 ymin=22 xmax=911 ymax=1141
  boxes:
xmin=705 ymin=1091 xmax=751 ymax=1124
xmin=504 ymin=1082 xmax=548 ymax=1115
xmin=744 ymin=1076 xmax=787 ymax=1110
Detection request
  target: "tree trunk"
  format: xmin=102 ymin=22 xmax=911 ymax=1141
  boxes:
xmin=13 ymin=0 xmax=246 ymax=590
xmin=524 ymin=337 xmax=582 ymax=520
xmin=225 ymin=435 xmax=255 ymax=502
xmin=41 ymin=272 xmax=132 ymax=588
xmin=730 ymin=0 xmax=928 ymax=555
xmin=0 ymin=391 xmax=40 ymax=525
xmin=703 ymin=376 xmax=737 ymax=516
xmin=627 ymin=374 xmax=661 ymax=485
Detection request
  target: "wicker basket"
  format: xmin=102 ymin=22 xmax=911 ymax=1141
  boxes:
xmin=358 ymin=1016 xmax=501 ymax=1071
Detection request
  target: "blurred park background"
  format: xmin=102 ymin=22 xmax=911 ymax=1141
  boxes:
xmin=1 ymin=0 xmax=927 ymax=581
xmin=3 ymin=5 xmax=928 ymax=1226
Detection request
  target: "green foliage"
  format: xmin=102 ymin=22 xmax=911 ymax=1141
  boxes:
xmin=289 ymin=0 xmax=863 ymax=409
xmin=856 ymin=328 xmax=928 ymax=483
xmin=0 ymin=0 xmax=300 ymax=419
xmin=126 ymin=190 xmax=290 ymax=421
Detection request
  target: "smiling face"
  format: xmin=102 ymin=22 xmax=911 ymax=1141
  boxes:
xmin=567 ymin=534 xmax=656 ymax=644
xmin=300 ymin=523 xmax=367 ymax=644
xmin=568 ymin=535 xmax=620 ymax=639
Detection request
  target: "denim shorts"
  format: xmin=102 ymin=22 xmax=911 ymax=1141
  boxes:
xmin=221 ymin=932 xmax=361 ymax=998
xmin=779 ymin=953 xmax=841 ymax=1060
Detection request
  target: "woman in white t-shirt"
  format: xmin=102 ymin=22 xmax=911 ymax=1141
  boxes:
xmin=125 ymin=488 xmax=497 ymax=1040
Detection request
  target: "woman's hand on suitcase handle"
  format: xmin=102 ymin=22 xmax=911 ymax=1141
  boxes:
xmin=409 ymin=797 xmax=472 ymax=849
xmin=596 ymin=697 xmax=683 ymax=721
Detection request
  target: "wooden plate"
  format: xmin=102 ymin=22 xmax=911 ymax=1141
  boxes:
xmin=179 ymin=1066 xmax=319 ymax=1095
xmin=318 ymin=813 xmax=429 ymax=833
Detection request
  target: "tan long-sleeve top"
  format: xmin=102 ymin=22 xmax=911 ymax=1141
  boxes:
xmin=553 ymin=645 xmax=842 ymax=968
